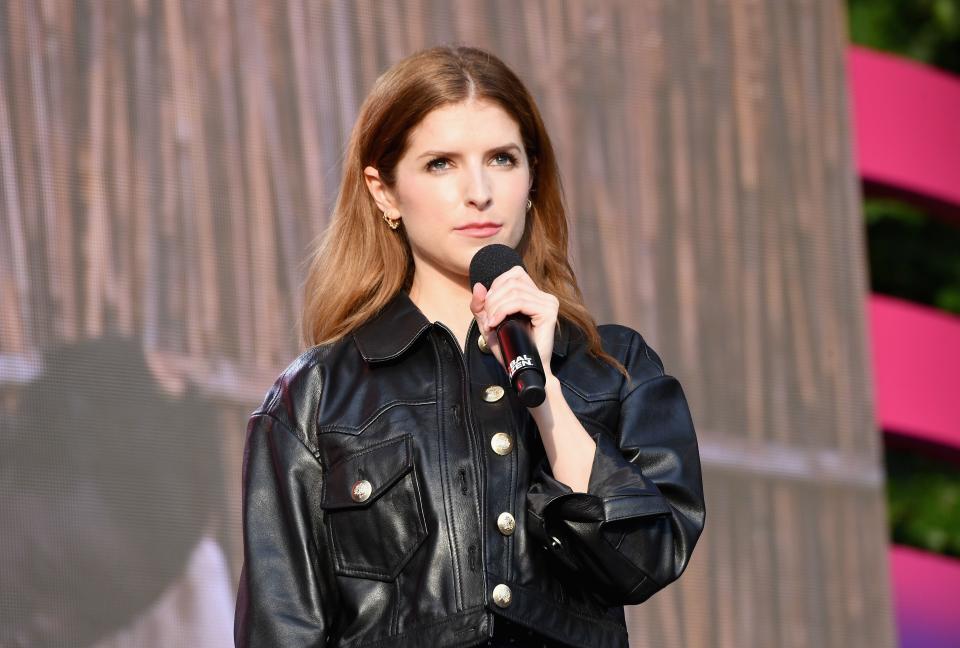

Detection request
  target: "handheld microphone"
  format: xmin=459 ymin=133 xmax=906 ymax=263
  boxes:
xmin=469 ymin=244 xmax=547 ymax=407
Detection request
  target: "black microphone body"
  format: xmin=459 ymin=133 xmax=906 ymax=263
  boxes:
xmin=496 ymin=314 xmax=547 ymax=407
xmin=469 ymin=244 xmax=547 ymax=407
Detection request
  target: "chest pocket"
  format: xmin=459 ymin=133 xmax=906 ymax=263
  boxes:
xmin=320 ymin=434 xmax=428 ymax=581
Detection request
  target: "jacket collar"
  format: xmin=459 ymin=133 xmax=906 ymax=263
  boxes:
xmin=352 ymin=290 xmax=570 ymax=363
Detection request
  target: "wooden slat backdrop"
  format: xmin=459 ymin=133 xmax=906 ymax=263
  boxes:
xmin=0 ymin=0 xmax=895 ymax=646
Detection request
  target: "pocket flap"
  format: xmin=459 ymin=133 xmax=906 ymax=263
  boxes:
xmin=321 ymin=434 xmax=413 ymax=510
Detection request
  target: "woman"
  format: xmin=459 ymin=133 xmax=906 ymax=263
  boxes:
xmin=234 ymin=45 xmax=705 ymax=648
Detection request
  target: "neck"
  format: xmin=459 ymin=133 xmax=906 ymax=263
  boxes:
xmin=407 ymin=261 xmax=474 ymax=348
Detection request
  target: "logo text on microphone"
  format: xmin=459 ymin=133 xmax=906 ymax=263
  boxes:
xmin=508 ymin=355 xmax=534 ymax=378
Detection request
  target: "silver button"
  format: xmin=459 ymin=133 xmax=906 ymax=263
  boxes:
xmin=478 ymin=332 xmax=492 ymax=354
xmin=351 ymin=479 xmax=372 ymax=503
xmin=492 ymin=583 xmax=512 ymax=608
xmin=497 ymin=512 xmax=516 ymax=536
xmin=490 ymin=432 xmax=513 ymax=456
xmin=483 ymin=385 xmax=505 ymax=402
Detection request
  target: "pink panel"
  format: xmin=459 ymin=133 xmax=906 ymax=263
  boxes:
xmin=848 ymin=46 xmax=960 ymax=215
xmin=868 ymin=294 xmax=960 ymax=449
xmin=890 ymin=545 xmax=960 ymax=648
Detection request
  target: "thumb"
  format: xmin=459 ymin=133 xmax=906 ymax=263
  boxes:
xmin=469 ymin=282 xmax=487 ymax=316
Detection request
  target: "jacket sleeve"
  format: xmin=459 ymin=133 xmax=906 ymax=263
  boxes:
xmin=526 ymin=335 xmax=706 ymax=606
xmin=234 ymin=412 xmax=336 ymax=647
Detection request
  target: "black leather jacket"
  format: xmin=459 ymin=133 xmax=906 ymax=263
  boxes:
xmin=234 ymin=291 xmax=706 ymax=648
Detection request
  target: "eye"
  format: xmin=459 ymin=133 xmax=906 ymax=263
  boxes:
xmin=425 ymin=157 xmax=451 ymax=172
xmin=492 ymin=152 xmax=518 ymax=166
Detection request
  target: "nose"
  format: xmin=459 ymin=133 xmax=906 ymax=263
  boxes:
xmin=463 ymin=161 xmax=493 ymax=211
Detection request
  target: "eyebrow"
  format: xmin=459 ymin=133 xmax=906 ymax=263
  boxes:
xmin=416 ymin=143 xmax=522 ymax=159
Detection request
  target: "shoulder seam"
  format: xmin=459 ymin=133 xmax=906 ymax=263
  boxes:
xmin=641 ymin=337 xmax=664 ymax=372
xmin=253 ymin=346 xmax=329 ymax=433
xmin=619 ymin=329 xmax=665 ymax=389
xmin=249 ymin=411 xmax=323 ymax=465
xmin=622 ymin=372 xmax=674 ymax=401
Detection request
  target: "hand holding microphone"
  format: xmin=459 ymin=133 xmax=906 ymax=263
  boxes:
xmin=469 ymin=244 xmax=559 ymax=407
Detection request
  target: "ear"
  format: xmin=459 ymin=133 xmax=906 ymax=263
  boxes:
xmin=363 ymin=166 xmax=399 ymax=214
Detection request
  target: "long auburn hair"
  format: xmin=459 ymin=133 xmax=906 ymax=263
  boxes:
xmin=301 ymin=45 xmax=626 ymax=376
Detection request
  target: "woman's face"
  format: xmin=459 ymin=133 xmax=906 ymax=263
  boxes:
xmin=365 ymin=98 xmax=532 ymax=283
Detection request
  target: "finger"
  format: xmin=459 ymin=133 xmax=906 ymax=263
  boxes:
xmin=487 ymin=294 xmax=558 ymax=329
xmin=484 ymin=280 xmax=553 ymax=313
xmin=475 ymin=313 xmax=504 ymax=367
xmin=484 ymin=280 xmax=543 ymax=310
xmin=487 ymin=265 xmax=534 ymax=295
xmin=492 ymin=286 xmax=551 ymax=319
xmin=469 ymin=282 xmax=487 ymax=317
xmin=485 ymin=278 xmax=541 ymax=321
xmin=484 ymin=328 xmax=504 ymax=366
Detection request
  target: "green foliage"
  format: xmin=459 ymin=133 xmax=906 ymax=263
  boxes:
xmin=848 ymin=0 xmax=960 ymax=563
xmin=885 ymin=445 xmax=960 ymax=558
xmin=848 ymin=0 xmax=960 ymax=74
xmin=864 ymin=197 xmax=960 ymax=316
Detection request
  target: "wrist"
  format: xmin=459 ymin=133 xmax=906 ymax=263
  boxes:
xmin=529 ymin=374 xmax=563 ymax=416
xmin=542 ymin=373 xmax=561 ymax=395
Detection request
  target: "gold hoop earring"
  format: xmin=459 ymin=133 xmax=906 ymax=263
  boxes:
xmin=382 ymin=211 xmax=400 ymax=230
xmin=526 ymin=199 xmax=533 ymax=211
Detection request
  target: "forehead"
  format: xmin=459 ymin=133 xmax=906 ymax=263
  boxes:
xmin=407 ymin=99 xmax=522 ymax=148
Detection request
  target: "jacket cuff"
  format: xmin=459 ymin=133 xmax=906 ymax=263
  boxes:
xmin=527 ymin=431 xmax=672 ymax=529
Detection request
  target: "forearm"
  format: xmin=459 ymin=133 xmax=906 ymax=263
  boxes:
xmin=528 ymin=375 xmax=596 ymax=492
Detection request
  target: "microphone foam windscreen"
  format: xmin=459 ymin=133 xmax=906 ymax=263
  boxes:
xmin=469 ymin=244 xmax=524 ymax=290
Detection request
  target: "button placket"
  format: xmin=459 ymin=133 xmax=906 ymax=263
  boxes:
xmin=475 ymin=380 xmax=520 ymax=601
xmin=465 ymin=324 xmax=523 ymax=607
xmin=433 ymin=326 xmax=486 ymax=608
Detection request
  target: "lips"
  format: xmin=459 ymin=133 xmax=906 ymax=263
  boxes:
xmin=455 ymin=222 xmax=502 ymax=238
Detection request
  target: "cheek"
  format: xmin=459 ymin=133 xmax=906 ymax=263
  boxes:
xmin=395 ymin=191 xmax=449 ymax=253
xmin=397 ymin=176 xmax=457 ymax=214
xmin=505 ymin=171 xmax=531 ymax=205
xmin=506 ymin=215 xmax=527 ymax=249
xmin=503 ymin=177 xmax=530 ymax=241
